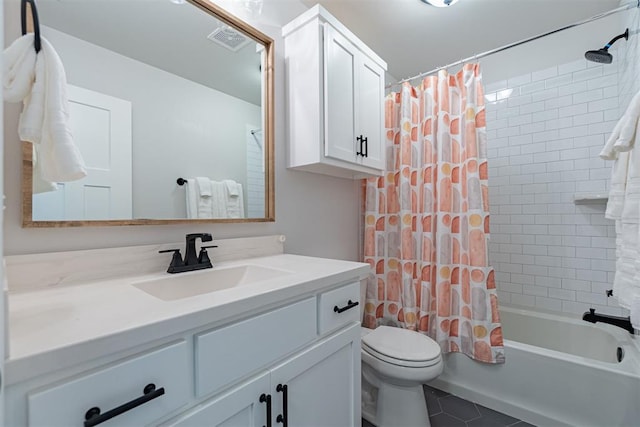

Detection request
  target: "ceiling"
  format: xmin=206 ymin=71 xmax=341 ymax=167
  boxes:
xmin=37 ymin=0 xmax=265 ymax=105
xmin=299 ymin=0 xmax=623 ymax=82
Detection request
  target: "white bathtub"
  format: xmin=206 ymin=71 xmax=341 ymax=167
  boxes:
xmin=430 ymin=305 xmax=640 ymax=427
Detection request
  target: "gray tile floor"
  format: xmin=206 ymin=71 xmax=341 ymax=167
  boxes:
xmin=362 ymin=384 xmax=536 ymax=427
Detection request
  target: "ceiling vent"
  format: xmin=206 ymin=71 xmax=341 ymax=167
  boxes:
xmin=207 ymin=25 xmax=251 ymax=52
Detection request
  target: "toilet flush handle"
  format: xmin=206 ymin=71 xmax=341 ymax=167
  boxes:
xmin=334 ymin=300 xmax=359 ymax=314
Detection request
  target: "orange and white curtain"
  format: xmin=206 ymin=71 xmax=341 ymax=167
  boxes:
xmin=362 ymin=63 xmax=504 ymax=364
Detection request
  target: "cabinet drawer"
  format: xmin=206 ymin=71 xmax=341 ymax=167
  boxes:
xmin=318 ymin=282 xmax=361 ymax=335
xmin=195 ymin=297 xmax=316 ymax=397
xmin=28 ymin=340 xmax=190 ymax=427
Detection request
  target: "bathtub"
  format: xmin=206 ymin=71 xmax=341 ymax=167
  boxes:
xmin=430 ymin=305 xmax=640 ymax=427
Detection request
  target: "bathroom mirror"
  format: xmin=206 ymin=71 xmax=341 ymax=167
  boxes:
xmin=22 ymin=0 xmax=274 ymax=227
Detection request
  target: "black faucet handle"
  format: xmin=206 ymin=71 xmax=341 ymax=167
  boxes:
xmin=159 ymin=249 xmax=184 ymax=269
xmin=197 ymin=246 xmax=216 ymax=266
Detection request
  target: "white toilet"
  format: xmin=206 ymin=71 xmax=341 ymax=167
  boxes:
xmin=361 ymin=325 xmax=443 ymax=427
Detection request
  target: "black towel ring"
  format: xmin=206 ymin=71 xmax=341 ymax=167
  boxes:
xmin=21 ymin=0 xmax=41 ymax=53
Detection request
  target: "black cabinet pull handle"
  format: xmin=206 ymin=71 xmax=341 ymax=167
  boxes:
xmin=334 ymin=300 xmax=359 ymax=314
xmin=276 ymin=384 xmax=288 ymax=426
xmin=363 ymin=136 xmax=368 ymax=158
xmin=83 ymin=383 xmax=165 ymax=427
xmin=260 ymin=393 xmax=272 ymax=427
xmin=356 ymin=135 xmax=364 ymax=156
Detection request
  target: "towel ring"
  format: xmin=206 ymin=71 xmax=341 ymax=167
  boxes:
xmin=21 ymin=0 xmax=41 ymax=53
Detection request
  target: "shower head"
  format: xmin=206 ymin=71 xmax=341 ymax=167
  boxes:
xmin=585 ymin=28 xmax=629 ymax=64
xmin=585 ymin=49 xmax=613 ymax=64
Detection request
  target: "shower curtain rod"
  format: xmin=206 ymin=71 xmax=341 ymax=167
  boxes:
xmin=386 ymin=1 xmax=639 ymax=89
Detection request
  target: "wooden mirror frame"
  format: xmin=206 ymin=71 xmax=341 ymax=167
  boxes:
xmin=22 ymin=0 xmax=275 ymax=227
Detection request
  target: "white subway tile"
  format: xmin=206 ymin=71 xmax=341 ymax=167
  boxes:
xmin=532 ymin=129 xmax=559 ymax=143
xmin=511 ymin=215 xmax=535 ymax=225
xmin=522 ymin=264 xmax=548 ymax=277
xmin=548 ymin=246 xmax=575 ymax=257
xmin=576 ymin=247 xmax=609 ymax=259
xmin=548 ymin=267 xmax=576 ymax=278
xmin=534 ymin=172 xmax=561 ymax=184
xmin=511 ymin=234 xmax=536 ymax=244
xmin=535 ymin=235 xmax=562 ymax=246
xmin=509 ymin=134 xmax=533 ymax=146
xmin=523 ymin=244 xmax=547 ymax=255
xmin=545 ymin=138 xmax=573 ymax=151
xmin=572 ymin=89 xmax=603 ymax=104
xmin=532 ymin=109 xmax=559 ymax=123
xmin=532 ymin=66 xmax=558 ymax=81
xmin=576 ymin=291 xmax=608 ymax=306
xmin=561 ymin=257 xmax=589 ymax=269
xmin=533 ymin=151 xmax=560 ymax=163
xmin=535 ymin=297 xmax=562 ymax=311
xmin=547 ymin=160 xmax=575 ymax=173
xmin=497 ymin=126 xmax=521 ymax=138
xmin=545 ymin=117 xmax=574 ymax=131
xmin=545 ymin=95 xmax=573 ymax=109
xmin=549 ymin=288 xmax=576 ymax=300
xmin=485 ymin=80 xmax=508 ymax=93
xmin=520 ymin=163 xmax=546 ymax=174
xmin=535 ymin=276 xmax=562 ymax=288
xmin=547 ymin=203 xmax=575 ymax=214
xmin=508 ymin=74 xmax=532 ymax=87
xmin=588 ymin=120 xmax=617 ymax=134
xmin=509 ymin=114 xmax=533 ymax=127
xmin=523 ymin=285 xmax=548 ymax=296
xmin=549 ymin=223 xmax=576 ymax=235
xmin=508 ymin=95 xmax=533 ymax=108
xmin=573 ymin=67 xmax=603 ymax=82
xmin=521 ymin=142 xmax=547 ymax=155
xmin=520 ymin=101 xmax=546 ymax=114
xmin=558 ymin=59 xmax=587 ymax=75
xmin=591 ymin=258 xmax=615 ymax=272
xmin=535 ymin=255 xmax=563 ymax=267
xmin=588 ymin=97 xmax=619 ymax=113
xmin=560 ymin=147 xmax=590 ymax=160
xmin=558 ymin=125 xmax=589 ymax=139
xmin=531 ymin=87 xmax=559 ymax=102
xmin=573 ymin=111 xmax=603 ymax=127
xmin=604 ymin=108 xmax=621 ymax=121
xmin=510 ymin=154 xmax=535 ymax=165
xmin=500 ymin=282 xmax=524 ymax=293
xmin=520 ymin=81 xmax=546 ymax=94
xmin=510 ymin=194 xmax=536 ymax=204
xmin=562 ymin=236 xmax=591 ymax=247
xmin=546 ymin=74 xmax=573 ymax=89
xmin=587 ymin=74 xmax=617 ymax=90
xmin=525 ymin=224 xmax=549 ymax=235
xmin=558 ymin=81 xmax=587 ymax=96
xmin=511 ymin=293 xmax=536 ymax=307
xmin=520 ymin=122 xmax=546 ymax=135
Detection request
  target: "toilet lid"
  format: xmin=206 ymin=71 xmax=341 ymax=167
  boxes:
xmin=362 ymin=326 xmax=441 ymax=362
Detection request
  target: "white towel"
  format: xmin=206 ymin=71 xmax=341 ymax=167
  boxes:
xmin=185 ymin=178 xmax=197 ymax=219
xmin=614 ymin=90 xmax=640 ymax=152
xmin=196 ymin=177 xmax=213 ymax=218
xmin=223 ymin=179 xmax=240 ymax=197
xmin=196 ymin=177 xmax=212 ymax=197
xmin=3 ymin=34 xmax=86 ymax=184
xmin=224 ymin=183 xmax=245 ymax=218
xmin=210 ymin=181 xmax=228 ymax=218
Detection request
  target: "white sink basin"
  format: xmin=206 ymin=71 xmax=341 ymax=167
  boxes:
xmin=132 ymin=265 xmax=293 ymax=301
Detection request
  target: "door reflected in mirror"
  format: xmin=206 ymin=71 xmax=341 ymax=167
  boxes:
xmin=22 ymin=0 xmax=274 ymax=226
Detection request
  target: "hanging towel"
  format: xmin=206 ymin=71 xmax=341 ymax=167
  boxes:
xmin=224 ymin=182 xmax=245 ymax=218
xmin=196 ymin=177 xmax=213 ymax=218
xmin=613 ymin=90 xmax=640 ymax=153
xmin=3 ymin=34 xmax=86 ymax=184
xmin=185 ymin=178 xmax=198 ymax=219
xmin=210 ymin=181 xmax=228 ymax=218
xmin=223 ymin=179 xmax=240 ymax=197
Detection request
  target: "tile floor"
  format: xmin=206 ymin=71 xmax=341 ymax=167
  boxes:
xmin=362 ymin=384 xmax=537 ymax=427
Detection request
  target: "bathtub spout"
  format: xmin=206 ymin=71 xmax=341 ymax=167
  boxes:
xmin=582 ymin=308 xmax=635 ymax=334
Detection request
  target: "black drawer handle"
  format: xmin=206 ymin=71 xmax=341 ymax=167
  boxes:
xmin=276 ymin=383 xmax=288 ymax=426
xmin=334 ymin=300 xmax=359 ymax=314
xmin=260 ymin=393 xmax=272 ymax=427
xmin=84 ymin=383 xmax=165 ymax=427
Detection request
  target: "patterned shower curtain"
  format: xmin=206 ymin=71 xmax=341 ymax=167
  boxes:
xmin=362 ymin=63 xmax=504 ymax=364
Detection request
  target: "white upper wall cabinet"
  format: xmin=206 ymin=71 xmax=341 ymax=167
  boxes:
xmin=283 ymin=5 xmax=387 ymax=179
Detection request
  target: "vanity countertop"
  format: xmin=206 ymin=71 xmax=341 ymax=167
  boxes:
xmin=7 ymin=253 xmax=370 ymax=386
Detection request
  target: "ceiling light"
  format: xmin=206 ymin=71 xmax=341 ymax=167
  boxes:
xmin=420 ymin=0 xmax=460 ymax=7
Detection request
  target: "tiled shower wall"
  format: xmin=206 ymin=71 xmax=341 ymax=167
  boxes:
xmin=484 ymin=57 xmax=624 ymax=316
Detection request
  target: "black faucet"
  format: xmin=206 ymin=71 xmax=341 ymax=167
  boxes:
xmin=159 ymin=233 xmax=217 ymax=274
xmin=582 ymin=308 xmax=635 ymax=334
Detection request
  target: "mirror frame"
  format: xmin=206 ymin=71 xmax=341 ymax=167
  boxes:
xmin=22 ymin=0 xmax=275 ymax=227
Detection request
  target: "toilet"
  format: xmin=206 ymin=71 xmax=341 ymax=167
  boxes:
xmin=361 ymin=326 xmax=443 ymax=427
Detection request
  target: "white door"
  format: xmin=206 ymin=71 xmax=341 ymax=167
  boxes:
xmin=357 ymin=56 xmax=385 ymax=170
xmin=324 ymin=24 xmax=357 ymax=165
xmin=161 ymin=372 xmax=270 ymax=427
xmin=32 ymin=85 xmax=132 ymax=221
xmin=270 ymin=324 xmax=360 ymax=427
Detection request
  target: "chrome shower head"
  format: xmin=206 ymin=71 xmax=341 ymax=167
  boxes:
xmin=585 ymin=28 xmax=629 ymax=64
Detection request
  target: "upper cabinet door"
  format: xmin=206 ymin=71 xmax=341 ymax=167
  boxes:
xmin=357 ymin=55 xmax=385 ymax=171
xmin=324 ymin=24 xmax=357 ymax=164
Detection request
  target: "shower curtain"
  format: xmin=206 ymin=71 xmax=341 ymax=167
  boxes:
xmin=363 ymin=63 xmax=504 ymax=364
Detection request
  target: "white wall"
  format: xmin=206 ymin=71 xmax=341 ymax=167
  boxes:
xmin=3 ymin=0 xmax=361 ymax=261
xmin=42 ymin=25 xmax=260 ymax=219
xmin=479 ymin=12 xmax=627 ymax=316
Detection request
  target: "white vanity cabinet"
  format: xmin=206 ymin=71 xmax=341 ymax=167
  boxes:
xmin=283 ymin=5 xmax=387 ymax=179
xmin=5 ymin=279 xmax=363 ymax=427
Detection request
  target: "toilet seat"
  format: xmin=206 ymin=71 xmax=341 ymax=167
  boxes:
xmin=362 ymin=326 xmax=441 ymax=368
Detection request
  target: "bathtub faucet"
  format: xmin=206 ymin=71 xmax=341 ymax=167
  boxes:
xmin=582 ymin=308 xmax=635 ymax=334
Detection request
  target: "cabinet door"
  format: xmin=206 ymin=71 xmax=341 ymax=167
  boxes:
xmin=357 ymin=55 xmax=385 ymax=171
xmin=324 ymin=24 xmax=357 ymax=165
xmin=162 ymin=372 xmax=270 ymax=427
xmin=270 ymin=324 xmax=360 ymax=427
